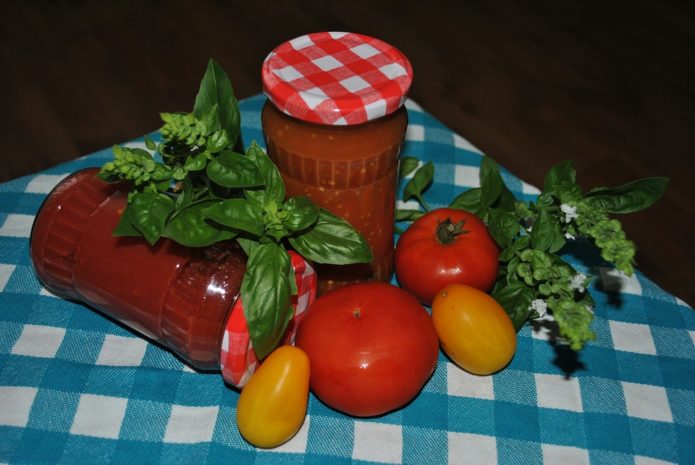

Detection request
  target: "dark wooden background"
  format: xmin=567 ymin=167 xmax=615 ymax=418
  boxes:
xmin=2 ymin=1 xmax=694 ymax=305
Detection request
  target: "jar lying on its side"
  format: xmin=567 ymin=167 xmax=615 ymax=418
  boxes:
xmin=261 ymin=31 xmax=413 ymax=294
xmin=29 ymin=168 xmax=316 ymax=387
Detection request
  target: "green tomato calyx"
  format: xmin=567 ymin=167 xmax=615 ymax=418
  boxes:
xmin=436 ymin=217 xmax=469 ymax=245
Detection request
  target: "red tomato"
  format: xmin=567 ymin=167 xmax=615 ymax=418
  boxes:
xmin=295 ymin=282 xmax=439 ymax=417
xmin=395 ymin=208 xmax=499 ymax=306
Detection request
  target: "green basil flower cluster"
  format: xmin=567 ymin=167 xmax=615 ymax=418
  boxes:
xmin=160 ymin=112 xmax=209 ymax=147
xmin=100 ymin=146 xmax=171 ymax=188
xmin=397 ymin=156 xmax=668 ymax=352
xmin=511 ymin=248 xmax=594 ymax=349
xmin=574 ymin=203 xmax=635 ymax=275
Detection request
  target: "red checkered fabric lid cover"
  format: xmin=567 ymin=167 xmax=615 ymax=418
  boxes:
xmin=262 ymin=31 xmax=413 ymax=125
xmin=219 ymin=251 xmax=316 ymax=388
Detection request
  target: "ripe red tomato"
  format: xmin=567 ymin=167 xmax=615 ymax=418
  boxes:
xmin=295 ymin=282 xmax=439 ymax=417
xmin=395 ymin=208 xmax=499 ymax=306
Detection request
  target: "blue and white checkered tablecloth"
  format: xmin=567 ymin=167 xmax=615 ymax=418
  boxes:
xmin=1 ymin=94 xmax=694 ymax=465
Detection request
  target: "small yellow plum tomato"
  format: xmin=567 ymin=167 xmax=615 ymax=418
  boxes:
xmin=236 ymin=345 xmax=310 ymax=448
xmin=431 ymin=284 xmax=517 ymax=375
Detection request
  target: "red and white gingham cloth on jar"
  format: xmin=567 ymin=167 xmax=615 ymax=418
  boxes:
xmin=262 ymin=31 xmax=413 ymax=126
xmin=219 ymin=251 xmax=316 ymax=388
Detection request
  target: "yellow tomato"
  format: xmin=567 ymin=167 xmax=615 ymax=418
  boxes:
xmin=236 ymin=345 xmax=310 ymax=448
xmin=431 ymin=284 xmax=517 ymax=375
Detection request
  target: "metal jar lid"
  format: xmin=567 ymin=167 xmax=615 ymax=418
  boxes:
xmin=262 ymin=31 xmax=413 ymax=126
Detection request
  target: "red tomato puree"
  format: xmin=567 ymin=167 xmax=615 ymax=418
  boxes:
xmin=263 ymin=103 xmax=408 ymax=293
xmin=30 ymin=168 xmax=246 ymax=370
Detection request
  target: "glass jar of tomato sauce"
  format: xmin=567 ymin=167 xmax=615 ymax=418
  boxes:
xmin=29 ymin=168 xmax=315 ymax=387
xmin=261 ymin=32 xmax=413 ymax=294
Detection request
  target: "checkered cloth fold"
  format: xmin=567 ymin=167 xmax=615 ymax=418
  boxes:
xmin=1 ymin=95 xmax=693 ymax=465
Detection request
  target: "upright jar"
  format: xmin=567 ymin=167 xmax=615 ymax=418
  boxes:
xmin=261 ymin=32 xmax=412 ymax=294
xmin=29 ymin=168 xmax=316 ymax=387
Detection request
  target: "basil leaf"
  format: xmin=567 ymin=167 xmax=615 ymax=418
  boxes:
xmin=543 ymin=160 xmax=582 ymax=201
xmin=492 ymin=282 xmax=535 ymax=331
xmin=163 ymin=200 xmax=236 ymax=247
xmin=236 ymin=237 xmax=259 ymax=257
xmin=144 ymin=135 xmax=157 ymax=151
xmin=402 ymin=161 xmax=433 ymax=209
xmin=549 ymin=228 xmax=567 ymax=253
xmin=536 ymin=192 xmax=555 ymax=209
xmin=287 ymin=264 xmax=298 ymax=296
xmin=395 ymin=209 xmax=425 ymax=222
xmin=289 ymin=209 xmax=372 ymax=265
xmin=184 ymin=152 xmax=209 ymax=172
xmin=172 ymin=166 xmax=187 ymax=181
xmin=543 ymin=160 xmax=576 ymax=192
xmin=585 ymin=177 xmax=669 ymax=214
xmin=207 ymin=150 xmax=263 ymax=188
xmin=242 ymin=242 xmax=292 ymax=360
xmin=112 ymin=203 xmax=141 ymax=237
xmin=498 ymin=246 xmax=516 ymax=262
xmin=514 ymin=235 xmax=531 ymax=251
xmin=151 ymin=163 xmax=173 ymax=181
xmin=206 ymin=129 xmax=230 ymax=153
xmin=128 ymin=147 xmax=156 ymax=162
xmin=449 ymin=187 xmax=481 ymax=213
xmin=130 ymin=191 xmax=174 ymax=245
xmin=399 ymin=156 xmax=420 ymax=179
xmin=193 ymin=59 xmax=241 ymax=147
xmin=478 ymin=156 xmax=517 ymax=212
xmin=205 ymin=198 xmax=265 ymax=236
xmin=530 ymin=209 xmax=566 ymax=253
xmin=478 ymin=156 xmax=503 ymax=210
xmin=495 ymin=185 xmax=518 ymax=212
xmin=507 ymin=255 xmax=521 ymax=278
xmin=487 ymin=208 xmax=520 ymax=249
xmin=245 ymin=141 xmax=285 ymax=205
xmin=174 ymin=177 xmax=194 ymax=211
xmin=198 ymin=104 xmax=219 ymax=135
xmin=283 ymin=196 xmax=319 ymax=232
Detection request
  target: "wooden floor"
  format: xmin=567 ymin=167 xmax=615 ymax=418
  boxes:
xmin=2 ymin=1 xmax=694 ymax=305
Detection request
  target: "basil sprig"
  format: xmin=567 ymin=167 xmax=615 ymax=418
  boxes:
xmin=397 ymin=156 xmax=668 ymax=351
xmin=98 ymin=59 xmax=372 ymax=359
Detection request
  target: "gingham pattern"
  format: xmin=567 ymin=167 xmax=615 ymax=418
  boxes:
xmin=220 ymin=252 xmax=316 ymax=388
xmin=1 ymin=94 xmax=693 ymax=465
xmin=262 ymin=31 xmax=412 ymax=125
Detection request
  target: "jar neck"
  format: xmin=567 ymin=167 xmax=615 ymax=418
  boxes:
xmin=262 ymin=98 xmax=408 ymax=131
xmin=261 ymin=100 xmax=408 ymax=162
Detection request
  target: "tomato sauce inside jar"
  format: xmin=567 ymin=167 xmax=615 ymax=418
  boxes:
xmin=261 ymin=32 xmax=413 ymax=294
xmin=29 ymin=168 xmax=316 ymax=387
xmin=29 ymin=168 xmax=246 ymax=370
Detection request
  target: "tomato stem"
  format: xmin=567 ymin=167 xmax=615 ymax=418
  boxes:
xmin=436 ymin=217 xmax=469 ymax=245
